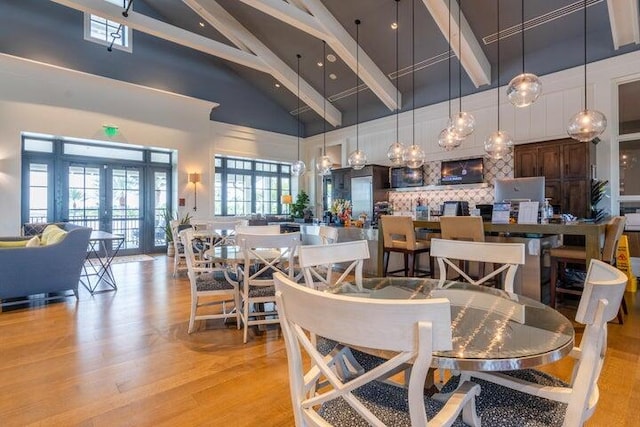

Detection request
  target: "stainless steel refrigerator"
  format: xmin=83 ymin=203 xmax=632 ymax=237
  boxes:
xmin=351 ymin=176 xmax=373 ymax=220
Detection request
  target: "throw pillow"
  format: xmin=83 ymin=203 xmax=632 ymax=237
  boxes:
xmin=44 ymin=227 xmax=68 ymax=245
xmin=26 ymin=236 xmax=41 ymax=247
xmin=41 ymin=224 xmax=63 ymax=245
xmin=0 ymin=240 xmax=30 ymax=248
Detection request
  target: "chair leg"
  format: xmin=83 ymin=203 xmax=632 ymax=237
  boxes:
xmin=383 ymin=250 xmax=390 ymax=276
xmin=622 ymin=294 xmax=629 ymax=314
xmin=403 ymin=254 xmax=409 ymax=277
xmin=617 ymin=294 xmax=628 ymax=324
xmin=408 ymin=253 xmax=415 ymax=277
xmin=549 ymin=258 xmax=558 ymax=308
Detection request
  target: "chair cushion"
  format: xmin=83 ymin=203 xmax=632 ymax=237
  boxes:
xmin=318 ymin=380 xmax=467 ymax=426
xmin=0 ymin=239 xmax=30 ymax=248
xmin=549 ymin=245 xmax=586 ymax=260
xmin=442 ymin=371 xmax=569 ymax=427
xmin=316 ymin=337 xmax=386 ymax=372
xmin=196 ymin=272 xmax=235 ymax=291
xmin=248 ymin=285 xmax=275 ymax=298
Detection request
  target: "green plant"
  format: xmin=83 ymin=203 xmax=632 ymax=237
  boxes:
xmin=290 ymin=190 xmax=310 ymax=218
xmin=163 ymin=208 xmax=192 ymax=243
xmin=590 ymin=179 xmax=608 ymax=222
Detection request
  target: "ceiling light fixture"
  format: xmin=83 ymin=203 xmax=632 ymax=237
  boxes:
xmin=199 ymin=22 xmax=205 ymax=27
xmin=329 ymin=73 xmax=337 ymax=80
xmin=387 ymin=0 xmax=406 ymax=165
xmin=348 ymin=19 xmax=367 ymax=170
xmin=507 ymin=0 xmax=542 ymax=107
xmin=317 ymin=40 xmax=333 ymax=176
xmin=317 ymin=61 xmax=323 ymax=67
xmin=449 ymin=0 xmax=475 ymax=139
xmin=402 ymin=0 xmax=426 ymax=169
xmin=484 ymin=0 xmax=513 ymax=160
xmin=567 ymin=0 xmax=607 ymax=142
xmin=291 ymin=54 xmax=307 ymax=176
xmin=438 ymin=0 xmax=462 ymax=151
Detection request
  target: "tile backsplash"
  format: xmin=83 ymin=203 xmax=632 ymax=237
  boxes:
xmin=389 ymin=155 xmax=514 ymax=213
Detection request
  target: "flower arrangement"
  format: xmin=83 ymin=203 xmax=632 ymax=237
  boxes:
xmin=331 ymin=199 xmax=352 ymax=222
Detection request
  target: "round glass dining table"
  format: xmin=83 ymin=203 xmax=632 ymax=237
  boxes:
xmin=327 ymin=277 xmax=575 ymax=371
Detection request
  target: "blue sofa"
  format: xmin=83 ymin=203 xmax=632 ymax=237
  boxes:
xmin=0 ymin=224 xmax=92 ymax=307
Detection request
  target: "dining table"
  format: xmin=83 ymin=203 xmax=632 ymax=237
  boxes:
xmin=328 ymin=276 xmax=575 ymax=371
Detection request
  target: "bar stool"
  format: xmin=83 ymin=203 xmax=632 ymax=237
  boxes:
xmin=439 ymin=216 xmax=489 ymax=281
xmin=550 ymin=216 xmax=628 ymax=323
xmin=380 ymin=215 xmax=431 ymax=277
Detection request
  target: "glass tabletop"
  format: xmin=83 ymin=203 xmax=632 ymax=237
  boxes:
xmin=328 ymin=277 xmax=575 ymax=371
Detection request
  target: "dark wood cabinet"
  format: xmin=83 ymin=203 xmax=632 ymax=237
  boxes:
xmin=514 ymin=138 xmax=594 ymax=218
xmin=331 ymin=165 xmax=390 ymax=203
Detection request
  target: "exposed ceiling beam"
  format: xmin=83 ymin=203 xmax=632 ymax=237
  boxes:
xmin=236 ymin=0 xmax=332 ymax=41
xmin=183 ymin=0 xmax=341 ymax=127
xmin=606 ymin=0 xmax=640 ymax=50
xmin=297 ymin=0 xmax=401 ymax=111
xmin=49 ymin=0 xmax=267 ymax=72
xmin=422 ymin=0 xmax=491 ymax=88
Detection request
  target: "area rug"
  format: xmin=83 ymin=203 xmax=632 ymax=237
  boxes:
xmin=111 ymin=254 xmax=156 ymax=264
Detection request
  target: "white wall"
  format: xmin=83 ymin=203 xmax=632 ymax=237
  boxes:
xmin=0 ymin=54 xmax=297 ymax=235
xmin=304 ymin=50 xmax=640 ymax=218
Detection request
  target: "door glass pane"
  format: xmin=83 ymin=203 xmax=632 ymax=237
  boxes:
xmin=112 ymin=168 xmax=141 ymax=250
xmin=68 ymin=166 xmax=101 ymax=230
xmin=29 ymin=163 xmax=49 ymax=222
xmin=214 ymin=172 xmax=222 ymax=215
xmin=619 ymin=139 xmax=640 ymax=195
xmin=154 ymin=171 xmax=169 ymax=246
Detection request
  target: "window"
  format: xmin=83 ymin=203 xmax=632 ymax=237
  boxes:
xmin=27 ymin=163 xmax=49 ymax=222
xmin=84 ymin=0 xmax=132 ymax=52
xmin=214 ymin=156 xmax=292 ymax=216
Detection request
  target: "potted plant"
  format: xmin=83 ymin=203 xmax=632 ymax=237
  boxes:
xmin=590 ymin=179 xmax=608 ymax=222
xmin=163 ymin=209 xmax=192 ymax=256
xmin=290 ymin=190 xmax=310 ymax=223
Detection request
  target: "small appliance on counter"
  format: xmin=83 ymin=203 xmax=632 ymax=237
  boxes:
xmin=373 ymin=201 xmax=391 ymax=226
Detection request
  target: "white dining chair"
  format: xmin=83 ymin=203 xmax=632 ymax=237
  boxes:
xmin=297 ymin=240 xmax=369 ymax=291
xmin=235 ymin=224 xmax=281 ymax=235
xmin=430 ymin=238 xmax=525 ymax=293
xmin=274 ymin=272 xmax=481 ymax=427
xmin=446 ymin=259 xmax=627 ymax=427
xmin=179 ymin=228 xmax=240 ymax=333
xmin=236 ymin=231 xmax=300 ymax=343
xmin=318 ymin=225 xmax=339 ymax=244
xmin=208 ymin=218 xmax=247 ymax=248
xmin=171 ymin=220 xmax=190 ymax=277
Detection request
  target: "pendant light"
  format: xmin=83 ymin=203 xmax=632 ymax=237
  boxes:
xmin=348 ymin=19 xmax=367 ymax=170
xmin=438 ymin=0 xmax=463 ymax=151
xmin=316 ymin=40 xmax=333 ymax=176
xmin=507 ymin=0 xmax=542 ymax=107
xmin=402 ymin=0 xmax=425 ymax=169
xmin=567 ymin=0 xmax=607 ymax=142
xmin=387 ymin=0 xmax=406 ymax=165
xmin=484 ymin=0 xmax=513 ymax=160
xmin=291 ymin=54 xmax=307 ymax=176
xmin=449 ymin=0 xmax=475 ymax=139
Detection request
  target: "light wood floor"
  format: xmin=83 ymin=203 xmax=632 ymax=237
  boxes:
xmin=1 ymin=256 xmax=639 ymax=426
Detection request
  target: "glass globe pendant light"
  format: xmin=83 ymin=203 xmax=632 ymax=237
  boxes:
xmin=387 ymin=0 xmax=406 ymax=165
xmin=438 ymin=0 xmax=462 ymax=151
xmin=485 ymin=0 xmax=513 ymax=160
xmin=402 ymin=0 xmax=425 ymax=169
xmin=506 ymin=0 xmax=542 ymax=107
xmin=291 ymin=54 xmax=306 ymax=176
xmin=348 ymin=19 xmax=367 ymax=170
xmin=316 ymin=41 xmax=333 ymax=176
xmin=448 ymin=0 xmax=475 ymax=139
xmin=567 ymin=0 xmax=607 ymax=142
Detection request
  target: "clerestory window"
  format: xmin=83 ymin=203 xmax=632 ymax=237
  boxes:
xmin=84 ymin=0 xmax=132 ymax=53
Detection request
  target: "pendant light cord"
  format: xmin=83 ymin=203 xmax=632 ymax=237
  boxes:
xmin=497 ymin=0 xmax=500 ymax=130
xmin=583 ymin=0 xmax=587 ymax=110
xmin=521 ymin=0 xmax=525 ymax=73
xmin=297 ymin=54 xmax=301 ymax=161
xmin=322 ymin=41 xmax=327 ymax=156
xmin=395 ymin=0 xmax=400 ymax=141
xmin=447 ymin=0 xmax=451 ymax=119
xmin=411 ymin=0 xmax=415 ymax=146
xmin=355 ymin=19 xmax=360 ymax=151
xmin=458 ymin=0 xmax=462 ymax=114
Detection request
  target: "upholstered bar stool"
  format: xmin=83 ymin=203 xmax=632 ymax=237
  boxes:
xmin=550 ymin=216 xmax=628 ymax=323
xmin=439 ymin=216 xmax=489 ymax=281
xmin=380 ymin=215 xmax=432 ymax=277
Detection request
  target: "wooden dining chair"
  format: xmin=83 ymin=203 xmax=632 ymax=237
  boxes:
xmin=380 ymin=215 xmax=431 ymax=277
xmin=236 ymin=231 xmax=300 ymax=343
xmin=179 ymin=228 xmax=240 ymax=333
xmin=550 ymin=216 xmax=627 ymax=323
xmin=274 ymin=272 xmax=481 ymax=427
xmin=297 ymin=240 xmax=369 ymax=291
xmin=447 ymin=259 xmax=627 ymax=427
xmin=430 ymin=238 xmax=525 ymax=293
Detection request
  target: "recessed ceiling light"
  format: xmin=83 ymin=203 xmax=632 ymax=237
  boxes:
xmin=317 ymin=61 xmax=323 ymax=67
xmin=391 ymin=22 xmax=398 ymax=30
xmin=199 ymin=22 xmax=205 ymax=27
xmin=275 ymin=83 xmax=281 ymax=88
xmin=329 ymin=73 xmax=337 ymax=80
xmin=326 ymin=54 xmax=337 ymax=63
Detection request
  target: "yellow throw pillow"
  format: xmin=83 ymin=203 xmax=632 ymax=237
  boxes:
xmin=44 ymin=227 xmax=67 ymax=245
xmin=41 ymin=224 xmax=63 ymax=245
xmin=0 ymin=240 xmax=29 ymax=248
xmin=26 ymin=236 xmax=41 ymax=247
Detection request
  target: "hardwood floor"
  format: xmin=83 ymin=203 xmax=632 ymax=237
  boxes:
xmin=1 ymin=256 xmax=639 ymax=426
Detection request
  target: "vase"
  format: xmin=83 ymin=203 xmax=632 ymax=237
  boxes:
xmin=333 ymin=217 xmax=344 ymax=226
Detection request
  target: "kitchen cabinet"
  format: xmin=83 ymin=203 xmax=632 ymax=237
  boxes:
xmin=514 ymin=138 xmax=594 ymax=218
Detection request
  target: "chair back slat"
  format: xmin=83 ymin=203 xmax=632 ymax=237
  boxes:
xmin=298 ymin=241 xmax=369 ymax=290
xmin=576 ymin=258 xmax=627 ymax=325
xmin=380 ymin=215 xmax=417 ymax=249
xmin=236 ymin=224 xmax=281 ymax=235
xmin=440 ymin=216 xmax=485 ymax=242
xmin=601 ymin=216 xmax=626 ymax=264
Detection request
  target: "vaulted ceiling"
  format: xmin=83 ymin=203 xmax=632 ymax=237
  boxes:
xmin=2 ymin=0 xmax=639 ymax=137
